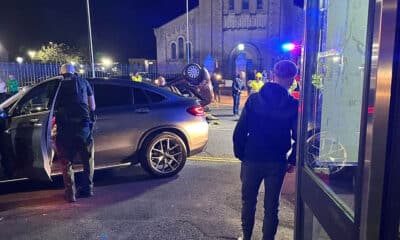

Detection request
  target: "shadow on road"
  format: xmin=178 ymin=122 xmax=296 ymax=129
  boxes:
xmin=0 ymin=164 xmax=178 ymax=212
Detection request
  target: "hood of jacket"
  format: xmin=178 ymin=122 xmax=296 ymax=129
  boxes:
xmin=246 ymin=82 xmax=298 ymax=119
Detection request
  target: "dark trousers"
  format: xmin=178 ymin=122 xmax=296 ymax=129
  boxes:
xmin=233 ymin=93 xmax=241 ymax=115
xmin=240 ymin=161 xmax=286 ymax=240
xmin=56 ymin=128 xmax=94 ymax=198
xmin=213 ymin=89 xmax=221 ymax=102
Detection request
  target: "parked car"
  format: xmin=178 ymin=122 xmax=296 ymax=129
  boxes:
xmin=0 ymin=76 xmax=208 ymax=181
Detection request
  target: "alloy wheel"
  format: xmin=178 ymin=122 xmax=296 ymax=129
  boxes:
xmin=148 ymin=137 xmax=183 ymax=174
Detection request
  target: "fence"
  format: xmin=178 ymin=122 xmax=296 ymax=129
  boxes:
xmin=0 ymin=62 xmax=180 ymax=87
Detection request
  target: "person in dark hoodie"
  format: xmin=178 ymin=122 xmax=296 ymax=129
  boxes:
xmin=233 ymin=60 xmax=298 ymax=240
xmin=232 ymin=71 xmax=246 ymax=118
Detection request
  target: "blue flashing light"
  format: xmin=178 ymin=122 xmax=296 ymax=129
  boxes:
xmin=282 ymin=42 xmax=296 ymax=52
xmin=0 ymin=111 xmax=7 ymax=119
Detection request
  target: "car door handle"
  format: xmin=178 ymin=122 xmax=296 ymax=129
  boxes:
xmin=30 ymin=118 xmax=40 ymax=124
xmin=29 ymin=118 xmax=43 ymax=127
xmin=134 ymin=108 xmax=150 ymax=114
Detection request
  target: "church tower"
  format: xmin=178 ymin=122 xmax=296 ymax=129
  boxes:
xmin=197 ymin=0 xmax=224 ymax=71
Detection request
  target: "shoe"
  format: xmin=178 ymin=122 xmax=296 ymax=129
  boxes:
xmin=77 ymin=190 xmax=94 ymax=198
xmin=64 ymin=194 xmax=76 ymax=203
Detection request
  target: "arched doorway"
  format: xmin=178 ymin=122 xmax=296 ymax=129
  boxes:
xmin=228 ymin=43 xmax=262 ymax=80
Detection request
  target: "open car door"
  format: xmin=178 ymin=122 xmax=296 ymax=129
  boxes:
xmin=6 ymin=78 xmax=61 ymax=181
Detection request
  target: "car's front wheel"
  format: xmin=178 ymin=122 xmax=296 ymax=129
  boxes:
xmin=141 ymin=132 xmax=187 ymax=177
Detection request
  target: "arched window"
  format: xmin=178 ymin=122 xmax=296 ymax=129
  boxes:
xmin=229 ymin=0 xmax=234 ymax=10
xmin=242 ymin=0 xmax=249 ymax=10
xmin=178 ymin=37 xmax=184 ymax=59
xmin=171 ymin=43 xmax=177 ymax=59
xmin=186 ymin=43 xmax=192 ymax=59
xmin=257 ymin=0 xmax=263 ymax=9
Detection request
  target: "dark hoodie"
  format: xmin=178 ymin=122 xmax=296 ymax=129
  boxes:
xmin=233 ymin=83 xmax=298 ymax=164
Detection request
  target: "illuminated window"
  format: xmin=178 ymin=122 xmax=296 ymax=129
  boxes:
xmin=229 ymin=0 xmax=234 ymax=10
xmin=242 ymin=0 xmax=249 ymax=10
xmin=178 ymin=38 xmax=184 ymax=59
xmin=257 ymin=0 xmax=263 ymax=9
xmin=171 ymin=43 xmax=177 ymax=59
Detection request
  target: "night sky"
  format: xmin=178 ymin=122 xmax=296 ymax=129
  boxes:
xmin=0 ymin=0 xmax=199 ymax=62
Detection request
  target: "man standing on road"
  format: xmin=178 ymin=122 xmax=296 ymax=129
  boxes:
xmin=232 ymin=71 xmax=245 ymax=118
xmin=248 ymin=72 xmax=264 ymax=94
xmin=233 ymin=60 xmax=298 ymax=240
xmin=211 ymin=71 xmax=222 ymax=103
xmin=56 ymin=63 xmax=96 ymax=203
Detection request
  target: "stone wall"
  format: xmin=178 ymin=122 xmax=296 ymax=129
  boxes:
xmin=154 ymin=8 xmax=198 ymax=74
xmin=154 ymin=0 xmax=304 ymax=77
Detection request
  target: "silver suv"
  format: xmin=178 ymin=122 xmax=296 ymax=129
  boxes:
xmin=0 ymin=77 xmax=208 ymax=181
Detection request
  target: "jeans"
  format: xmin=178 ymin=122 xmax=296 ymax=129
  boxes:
xmin=240 ymin=161 xmax=286 ymax=240
xmin=233 ymin=93 xmax=241 ymax=115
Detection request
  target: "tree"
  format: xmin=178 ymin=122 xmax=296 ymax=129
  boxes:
xmin=34 ymin=42 xmax=84 ymax=64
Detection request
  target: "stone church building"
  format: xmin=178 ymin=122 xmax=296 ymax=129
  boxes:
xmin=154 ymin=0 xmax=303 ymax=78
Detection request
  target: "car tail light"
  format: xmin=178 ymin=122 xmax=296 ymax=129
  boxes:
xmin=187 ymin=105 xmax=205 ymax=116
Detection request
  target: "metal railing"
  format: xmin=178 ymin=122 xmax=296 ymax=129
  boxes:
xmin=0 ymin=62 xmax=180 ymax=87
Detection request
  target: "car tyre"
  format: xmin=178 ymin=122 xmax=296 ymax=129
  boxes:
xmin=141 ymin=132 xmax=187 ymax=178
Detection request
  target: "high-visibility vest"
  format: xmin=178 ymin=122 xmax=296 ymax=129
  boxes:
xmin=132 ymin=75 xmax=142 ymax=82
xmin=249 ymin=80 xmax=264 ymax=93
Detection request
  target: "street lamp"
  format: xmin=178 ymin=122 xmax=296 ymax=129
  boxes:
xmin=101 ymin=57 xmax=113 ymax=68
xmin=238 ymin=44 xmax=245 ymax=51
xmin=27 ymin=50 xmax=36 ymax=60
xmin=86 ymin=0 xmax=96 ymax=78
xmin=16 ymin=57 xmax=24 ymax=64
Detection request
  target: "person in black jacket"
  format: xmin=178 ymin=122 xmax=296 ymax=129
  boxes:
xmin=56 ymin=63 xmax=96 ymax=203
xmin=232 ymin=71 xmax=246 ymax=118
xmin=233 ymin=60 xmax=298 ymax=240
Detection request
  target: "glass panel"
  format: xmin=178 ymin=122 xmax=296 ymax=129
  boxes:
xmin=303 ymin=204 xmax=331 ymax=240
xmin=229 ymin=0 xmax=234 ymax=10
xmin=242 ymin=0 xmax=249 ymax=10
xmin=144 ymin=90 xmax=165 ymax=103
xmin=171 ymin=43 xmax=177 ymax=59
xmin=14 ymin=80 xmax=58 ymax=116
xmin=186 ymin=43 xmax=192 ymax=59
xmin=178 ymin=38 xmax=184 ymax=59
xmin=257 ymin=0 xmax=263 ymax=9
xmin=303 ymin=0 xmax=371 ymax=211
xmin=94 ymin=84 xmax=132 ymax=108
xmin=133 ymin=87 xmax=149 ymax=105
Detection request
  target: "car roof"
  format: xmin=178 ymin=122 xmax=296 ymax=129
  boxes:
xmin=88 ymin=77 xmax=184 ymax=98
xmin=89 ymin=77 xmax=154 ymax=89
